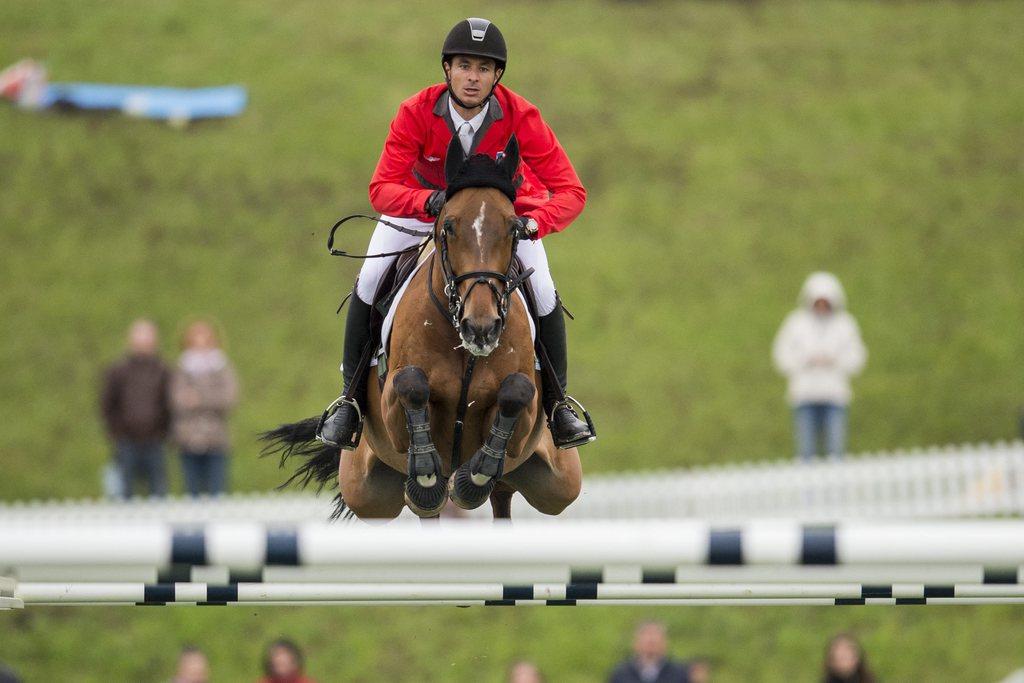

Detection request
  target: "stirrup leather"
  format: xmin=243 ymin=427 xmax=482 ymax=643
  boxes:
xmin=549 ymin=395 xmax=597 ymax=450
xmin=316 ymin=395 xmax=364 ymax=450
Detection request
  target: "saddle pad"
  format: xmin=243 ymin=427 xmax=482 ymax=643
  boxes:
xmin=372 ymin=249 xmax=536 ymax=367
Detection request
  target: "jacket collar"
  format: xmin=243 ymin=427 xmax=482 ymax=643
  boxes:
xmin=433 ymin=89 xmax=504 ymax=152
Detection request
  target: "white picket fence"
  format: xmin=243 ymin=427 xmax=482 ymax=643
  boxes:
xmin=562 ymin=441 xmax=1024 ymax=522
xmin=1 ymin=441 xmax=1021 ymax=524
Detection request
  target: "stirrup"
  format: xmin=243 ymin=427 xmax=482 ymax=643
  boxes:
xmin=315 ymin=396 xmax=364 ymax=450
xmin=549 ymin=395 xmax=597 ymax=450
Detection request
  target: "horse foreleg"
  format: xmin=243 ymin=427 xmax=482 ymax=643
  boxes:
xmin=392 ymin=366 xmax=448 ymax=517
xmin=451 ymin=373 xmax=535 ymax=510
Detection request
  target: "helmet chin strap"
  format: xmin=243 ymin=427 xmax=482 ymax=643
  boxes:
xmin=444 ymin=63 xmax=504 ymax=113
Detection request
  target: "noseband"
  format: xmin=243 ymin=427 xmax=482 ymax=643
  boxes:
xmin=427 ymin=216 xmax=534 ymax=337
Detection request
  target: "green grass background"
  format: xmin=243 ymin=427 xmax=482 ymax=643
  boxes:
xmin=1 ymin=0 xmax=1023 ymax=680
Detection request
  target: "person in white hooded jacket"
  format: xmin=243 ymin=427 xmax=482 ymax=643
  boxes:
xmin=772 ymin=272 xmax=867 ymax=460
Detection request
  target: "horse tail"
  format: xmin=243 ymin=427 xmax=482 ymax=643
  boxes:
xmin=258 ymin=417 xmax=351 ymax=520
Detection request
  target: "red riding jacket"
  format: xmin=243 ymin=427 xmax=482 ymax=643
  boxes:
xmin=368 ymin=84 xmax=586 ymax=239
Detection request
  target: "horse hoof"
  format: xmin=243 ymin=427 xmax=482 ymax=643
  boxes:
xmin=405 ymin=475 xmax=449 ymax=517
xmin=449 ymin=465 xmax=496 ymax=510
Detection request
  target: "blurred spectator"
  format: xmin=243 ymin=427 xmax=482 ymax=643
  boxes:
xmin=0 ymin=663 xmax=21 ymax=683
xmin=608 ymin=621 xmax=689 ymax=683
xmin=100 ymin=318 xmax=172 ymax=497
xmin=823 ymin=633 xmax=875 ymax=683
xmin=684 ymin=657 xmax=711 ymax=683
xmin=258 ymin=639 xmax=315 ymax=683
xmin=171 ymin=646 xmax=209 ymax=683
xmin=170 ymin=319 xmax=238 ymax=497
xmin=508 ymin=660 xmax=545 ymax=683
xmin=772 ymin=272 xmax=867 ymax=461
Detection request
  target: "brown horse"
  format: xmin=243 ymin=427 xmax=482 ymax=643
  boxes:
xmin=263 ymin=136 xmax=582 ymax=520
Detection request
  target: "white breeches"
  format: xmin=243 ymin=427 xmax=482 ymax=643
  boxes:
xmin=354 ymin=215 xmax=559 ymax=316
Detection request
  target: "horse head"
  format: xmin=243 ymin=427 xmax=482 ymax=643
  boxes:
xmin=437 ymin=134 xmax=523 ymax=357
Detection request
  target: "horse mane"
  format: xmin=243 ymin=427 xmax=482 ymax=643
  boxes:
xmin=445 ymin=153 xmax=518 ymax=205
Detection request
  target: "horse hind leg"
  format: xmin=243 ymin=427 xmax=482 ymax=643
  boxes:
xmin=489 ymin=482 xmax=515 ymax=520
xmin=393 ymin=366 xmax=448 ymax=517
xmin=451 ymin=373 xmax=535 ymax=510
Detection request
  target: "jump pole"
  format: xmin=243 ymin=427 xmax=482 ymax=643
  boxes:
xmin=4 ymin=520 xmax=1024 ymax=569
xmin=13 ymin=581 xmax=1024 ymax=605
xmin=10 ymin=564 xmax=1019 ymax=586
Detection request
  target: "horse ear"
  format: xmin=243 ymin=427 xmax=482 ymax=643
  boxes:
xmin=444 ymin=135 xmax=465 ymax=185
xmin=498 ymin=135 xmax=520 ymax=181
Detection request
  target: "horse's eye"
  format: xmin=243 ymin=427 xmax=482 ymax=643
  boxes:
xmin=443 ymin=218 xmax=456 ymax=235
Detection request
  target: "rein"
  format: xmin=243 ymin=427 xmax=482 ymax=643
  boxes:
xmin=327 ymin=214 xmax=430 ymax=259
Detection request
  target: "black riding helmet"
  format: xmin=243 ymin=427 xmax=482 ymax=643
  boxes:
xmin=441 ymin=18 xmax=507 ymax=109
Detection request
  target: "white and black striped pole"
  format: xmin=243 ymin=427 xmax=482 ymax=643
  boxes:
xmin=3 ymin=520 xmax=1024 ymax=570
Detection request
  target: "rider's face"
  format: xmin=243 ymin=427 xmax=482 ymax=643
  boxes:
xmin=444 ymin=55 xmax=501 ymax=109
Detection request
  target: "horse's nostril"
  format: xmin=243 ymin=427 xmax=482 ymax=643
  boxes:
xmin=460 ymin=318 xmax=502 ymax=347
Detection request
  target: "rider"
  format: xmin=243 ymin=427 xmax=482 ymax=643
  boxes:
xmin=320 ymin=17 xmax=595 ymax=451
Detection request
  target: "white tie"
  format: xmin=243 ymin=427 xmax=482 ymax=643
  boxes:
xmin=458 ymin=121 xmax=474 ymax=155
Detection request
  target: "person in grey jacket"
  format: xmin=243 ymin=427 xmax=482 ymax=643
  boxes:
xmin=170 ymin=319 xmax=238 ymax=496
xmin=773 ymin=272 xmax=867 ymax=461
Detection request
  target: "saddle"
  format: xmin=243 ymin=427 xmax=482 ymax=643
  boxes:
xmin=372 ymin=248 xmax=425 ymax=322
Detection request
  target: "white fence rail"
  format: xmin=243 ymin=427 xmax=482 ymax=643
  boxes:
xmin=1 ymin=441 xmax=1021 ymax=524
xmin=561 ymin=441 xmax=1024 ymax=522
xmin=4 ymin=519 xmax=1024 ymax=609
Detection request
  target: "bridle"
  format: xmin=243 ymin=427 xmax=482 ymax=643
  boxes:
xmin=427 ymin=209 xmax=534 ymax=339
xmin=325 ymin=202 xmax=534 ymax=344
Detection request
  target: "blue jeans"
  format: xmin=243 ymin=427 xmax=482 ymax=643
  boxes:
xmin=793 ymin=403 xmax=848 ymax=461
xmin=114 ymin=439 xmax=168 ymax=498
xmin=180 ymin=450 xmax=228 ymax=497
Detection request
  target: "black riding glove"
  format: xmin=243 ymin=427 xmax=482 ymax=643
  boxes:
xmin=425 ymin=190 xmax=446 ymax=217
xmin=514 ymin=216 xmax=539 ymax=239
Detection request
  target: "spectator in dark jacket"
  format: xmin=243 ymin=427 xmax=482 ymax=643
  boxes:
xmin=823 ymin=633 xmax=875 ymax=683
xmin=608 ymin=621 xmax=690 ymax=683
xmin=0 ymin=663 xmax=22 ymax=683
xmin=100 ymin=319 xmax=171 ymax=497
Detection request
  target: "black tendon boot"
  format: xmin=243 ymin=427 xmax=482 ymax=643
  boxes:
xmin=537 ymin=299 xmax=596 ymax=449
xmin=317 ymin=293 xmax=373 ymax=449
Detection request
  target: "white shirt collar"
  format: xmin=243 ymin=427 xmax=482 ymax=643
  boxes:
xmin=448 ymin=97 xmax=489 ymax=133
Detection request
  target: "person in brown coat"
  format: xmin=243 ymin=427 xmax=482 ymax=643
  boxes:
xmin=170 ymin=320 xmax=238 ymax=497
xmin=100 ymin=319 xmax=172 ymax=497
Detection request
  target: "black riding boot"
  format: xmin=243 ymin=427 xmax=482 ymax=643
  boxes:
xmin=318 ymin=293 xmax=373 ymax=449
xmin=537 ymin=299 xmax=596 ymax=449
